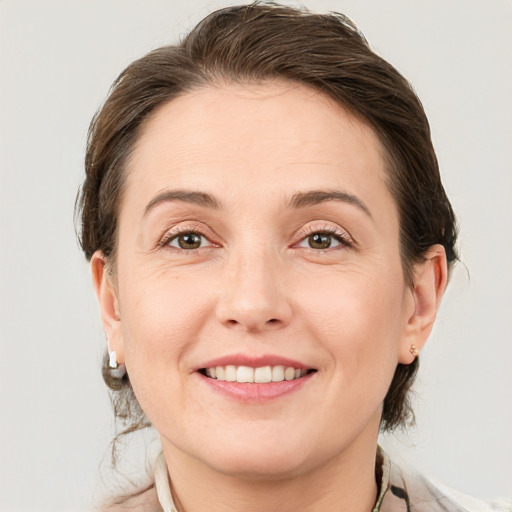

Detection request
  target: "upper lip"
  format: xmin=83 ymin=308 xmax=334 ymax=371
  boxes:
xmin=198 ymin=353 xmax=312 ymax=370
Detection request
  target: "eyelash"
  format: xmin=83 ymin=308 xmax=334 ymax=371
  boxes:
xmin=294 ymin=226 xmax=353 ymax=252
xmin=158 ymin=225 xmax=215 ymax=252
xmin=157 ymin=225 xmax=353 ymax=253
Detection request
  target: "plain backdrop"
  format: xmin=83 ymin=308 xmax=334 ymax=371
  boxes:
xmin=1 ymin=0 xmax=511 ymax=510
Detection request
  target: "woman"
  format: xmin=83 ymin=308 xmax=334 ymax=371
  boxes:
xmin=76 ymin=3 xmax=508 ymax=511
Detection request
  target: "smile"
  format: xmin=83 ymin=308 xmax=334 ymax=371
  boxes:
xmin=197 ymin=355 xmax=318 ymax=401
xmin=200 ymin=365 xmax=315 ymax=383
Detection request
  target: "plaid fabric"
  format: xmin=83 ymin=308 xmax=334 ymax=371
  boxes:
xmin=153 ymin=449 xmax=511 ymax=512
xmin=378 ymin=449 xmax=511 ymax=512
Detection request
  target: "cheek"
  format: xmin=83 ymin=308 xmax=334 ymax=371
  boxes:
xmin=122 ymin=266 xmax=212 ymax=341
xmin=296 ymin=267 xmax=406 ymax=373
xmin=119 ymin=270 xmax=214 ymax=400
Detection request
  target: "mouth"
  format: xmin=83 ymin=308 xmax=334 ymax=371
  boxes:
xmin=199 ymin=365 xmax=317 ymax=383
xmin=196 ymin=354 xmax=318 ymax=401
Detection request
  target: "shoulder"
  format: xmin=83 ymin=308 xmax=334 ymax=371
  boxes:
xmin=380 ymin=452 xmax=511 ymax=512
xmin=416 ymin=479 xmax=512 ymax=512
xmin=99 ymin=485 xmax=162 ymax=512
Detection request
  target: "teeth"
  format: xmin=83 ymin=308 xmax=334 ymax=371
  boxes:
xmin=203 ymin=365 xmax=309 ymax=383
xmin=271 ymin=365 xmax=284 ymax=382
xmin=284 ymin=367 xmax=296 ymax=381
xmin=225 ymin=365 xmax=237 ymax=382
xmin=215 ymin=366 xmax=225 ymax=380
xmin=205 ymin=367 xmax=216 ymax=379
xmin=236 ymin=366 xmax=254 ymax=383
xmin=254 ymin=366 xmax=272 ymax=383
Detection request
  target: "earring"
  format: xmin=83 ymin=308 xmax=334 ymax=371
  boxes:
xmin=409 ymin=344 xmax=419 ymax=358
xmin=109 ymin=350 xmax=119 ymax=369
xmin=108 ymin=350 xmax=126 ymax=379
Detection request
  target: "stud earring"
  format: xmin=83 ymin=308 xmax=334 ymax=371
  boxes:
xmin=108 ymin=350 xmax=126 ymax=379
xmin=109 ymin=350 xmax=119 ymax=369
xmin=409 ymin=344 xmax=419 ymax=358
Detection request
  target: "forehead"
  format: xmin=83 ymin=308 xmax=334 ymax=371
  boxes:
xmin=124 ymin=82 xmax=392 ymax=212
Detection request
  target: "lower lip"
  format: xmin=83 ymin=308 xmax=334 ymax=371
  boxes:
xmin=199 ymin=372 xmax=315 ymax=402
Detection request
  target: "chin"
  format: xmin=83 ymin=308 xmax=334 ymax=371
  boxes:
xmin=208 ymin=449 xmax=311 ymax=481
xmin=196 ymin=429 xmax=320 ymax=480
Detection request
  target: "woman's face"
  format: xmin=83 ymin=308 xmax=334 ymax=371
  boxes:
xmin=94 ymin=83 xmax=431 ymax=479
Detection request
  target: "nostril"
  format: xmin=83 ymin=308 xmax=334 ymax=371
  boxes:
xmin=219 ymin=310 xmax=289 ymax=331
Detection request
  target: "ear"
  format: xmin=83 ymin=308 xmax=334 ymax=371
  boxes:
xmin=398 ymin=244 xmax=448 ymax=364
xmin=91 ymin=250 xmax=124 ymax=365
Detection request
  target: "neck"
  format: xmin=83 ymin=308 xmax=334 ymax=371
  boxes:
xmin=161 ymin=435 xmax=379 ymax=512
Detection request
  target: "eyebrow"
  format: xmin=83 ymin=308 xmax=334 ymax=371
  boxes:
xmin=143 ymin=188 xmax=371 ymax=218
xmin=289 ymin=190 xmax=372 ymax=218
xmin=144 ymin=189 xmax=221 ymax=215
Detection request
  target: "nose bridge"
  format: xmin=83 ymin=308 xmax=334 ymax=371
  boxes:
xmin=216 ymin=241 xmax=291 ymax=331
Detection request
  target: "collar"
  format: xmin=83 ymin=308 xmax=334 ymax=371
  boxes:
xmin=154 ymin=448 xmax=403 ymax=512
xmin=154 ymin=452 xmax=177 ymax=512
xmin=375 ymin=447 xmax=410 ymax=512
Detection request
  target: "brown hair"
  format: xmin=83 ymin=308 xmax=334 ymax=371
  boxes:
xmin=77 ymin=1 xmax=458 ymax=459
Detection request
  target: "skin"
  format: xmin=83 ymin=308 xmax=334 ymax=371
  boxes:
xmin=92 ymin=82 xmax=447 ymax=512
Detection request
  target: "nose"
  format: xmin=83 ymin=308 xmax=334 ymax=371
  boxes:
xmin=215 ymin=249 xmax=293 ymax=333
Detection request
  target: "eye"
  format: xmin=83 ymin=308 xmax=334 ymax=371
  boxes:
xmin=167 ymin=232 xmax=206 ymax=250
xmin=307 ymin=233 xmax=337 ymax=249
xmin=297 ymin=230 xmax=348 ymax=250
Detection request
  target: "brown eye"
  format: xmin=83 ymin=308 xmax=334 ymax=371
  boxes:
xmin=297 ymin=231 xmax=346 ymax=251
xmin=308 ymin=233 xmax=332 ymax=249
xmin=170 ymin=232 xmax=204 ymax=250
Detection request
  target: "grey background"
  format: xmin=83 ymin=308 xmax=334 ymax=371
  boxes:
xmin=1 ymin=0 xmax=511 ymax=510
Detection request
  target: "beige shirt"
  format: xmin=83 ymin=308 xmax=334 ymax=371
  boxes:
xmin=373 ymin=449 xmax=511 ymax=512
